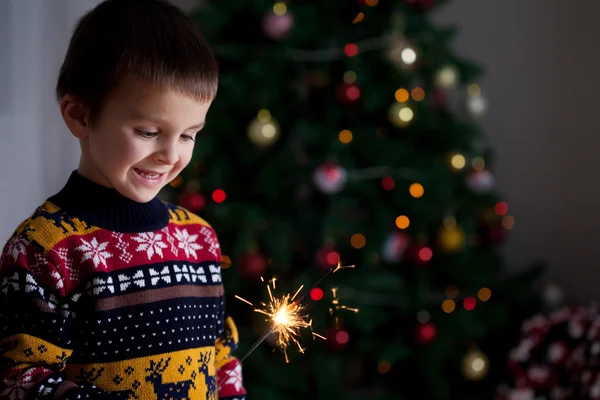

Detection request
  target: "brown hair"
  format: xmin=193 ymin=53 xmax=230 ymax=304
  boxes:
xmin=56 ymin=0 xmax=218 ymax=123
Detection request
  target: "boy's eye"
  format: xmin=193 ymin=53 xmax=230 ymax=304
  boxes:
xmin=135 ymin=130 xmax=158 ymax=139
xmin=181 ymin=134 xmax=195 ymax=142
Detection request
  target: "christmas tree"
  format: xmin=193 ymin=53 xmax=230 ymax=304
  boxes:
xmin=162 ymin=0 xmax=543 ymax=398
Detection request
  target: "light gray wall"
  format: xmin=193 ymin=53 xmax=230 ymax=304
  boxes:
xmin=0 ymin=0 xmax=598 ymax=302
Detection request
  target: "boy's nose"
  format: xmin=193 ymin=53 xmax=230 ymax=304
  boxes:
xmin=156 ymin=144 xmax=179 ymax=165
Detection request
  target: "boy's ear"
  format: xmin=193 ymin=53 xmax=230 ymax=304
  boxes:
xmin=60 ymin=95 xmax=90 ymax=139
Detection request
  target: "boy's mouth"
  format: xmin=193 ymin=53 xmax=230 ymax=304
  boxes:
xmin=133 ymin=168 xmax=165 ymax=182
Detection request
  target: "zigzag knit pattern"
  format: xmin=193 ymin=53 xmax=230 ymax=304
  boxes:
xmin=0 ymin=197 xmax=246 ymax=400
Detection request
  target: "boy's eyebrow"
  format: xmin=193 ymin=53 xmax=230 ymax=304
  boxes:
xmin=130 ymin=113 xmax=205 ymax=130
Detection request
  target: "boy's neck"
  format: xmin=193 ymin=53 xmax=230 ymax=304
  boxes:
xmin=47 ymin=170 xmax=170 ymax=233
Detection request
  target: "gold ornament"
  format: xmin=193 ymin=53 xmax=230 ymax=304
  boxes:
xmin=438 ymin=217 xmax=465 ymax=253
xmin=248 ymin=109 xmax=280 ymax=148
xmin=462 ymin=348 xmax=489 ymax=381
xmin=435 ymin=65 xmax=459 ymax=89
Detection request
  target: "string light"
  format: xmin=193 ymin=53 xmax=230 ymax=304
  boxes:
xmin=399 ymin=107 xmax=414 ymax=122
xmin=467 ymin=83 xmax=481 ymax=97
xmin=335 ymin=330 xmax=350 ymax=345
xmin=411 ymin=87 xmax=425 ymax=101
xmin=401 ymin=46 xmax=417 ymax=65
xmin=445 ymin=285 xmax=459 ymax=299
xmin=450 ymin=153 xmax=466 ymax=170
xmin=377 ymin=360 xmax=391 ymax=374
xmin=502 ymin=216 xmax=515 ymax=230
xmin=350 ymin=233 xmax=366 ymax=249
xmin=212 ymin=189 xmax=226 ymax=203
xmin=442 ymin=299 xmax=456 ymax=313
xmin=344 ymin=43 xmax=359 ymax=57
xmin=409 ymin=183 xmax=424 ymax=198
xmin=395 ymin=215 xmax=410 ymax=229
xmin=472 ymin=156 xmax=485 ymax=171
xmin=478 ymin=288 xmax=492 ymax=302
xmin=170 ymin=176 xmax=184 ymax=187
xmin=273 ymin=2 xmax=287 ymax=15
xmin=343 ymin=71 xmax=357 ymax=84
xmin=339 ymin=129 xmax=353 ymax=144
xmin=395 ymin=88 xmax=409 ymax=102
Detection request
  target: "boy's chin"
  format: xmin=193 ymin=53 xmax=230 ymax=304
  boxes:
xmin=123 ymin=187 xmax=160 ymax=203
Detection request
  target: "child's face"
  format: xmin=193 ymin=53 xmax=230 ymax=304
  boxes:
xmin=78 ymin=76 xmax=211 ymax=203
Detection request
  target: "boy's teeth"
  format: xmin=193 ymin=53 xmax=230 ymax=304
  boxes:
xmin=137 ymin=169 xmax=159 ymax=178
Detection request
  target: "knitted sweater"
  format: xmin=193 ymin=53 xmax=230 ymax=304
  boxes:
xmin=0 ymin=171 xmax=246 ymax=400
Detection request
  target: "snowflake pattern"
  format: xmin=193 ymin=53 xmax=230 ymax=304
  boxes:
xmin=200 ymin=226 xmax=220 ymax=258
xmin=75 ymin=237 xmax=112 ymax=269
xmin=132 ymin=232 xmax=167 ymax=260
xmin=162 ymin=226 xmax=178 ymax=256
xmin=1 ymin=368 xmax=41 ymax=400
xmin=224 ymin=363 xmax=244 ymax=391
xmin=7 ymin=236 xmax=28 ymax=262
xmin=174 ymin=229 xmax=202 ymax=259
xmin=54 ymin=248 xmax=78 ymax=282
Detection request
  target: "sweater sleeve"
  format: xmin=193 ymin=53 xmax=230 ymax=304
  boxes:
xmin=215 ymin=312 xmax=246 ymax=399
xmin=0 ymin=235 xmax=111 ymax=400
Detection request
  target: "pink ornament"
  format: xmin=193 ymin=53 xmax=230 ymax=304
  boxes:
xmin=381 ymin=231 xmax=410 ymax=263
xmin=313 ymin=163 xmax=348 ymax=194
xmin=466 ymin=169 xmax=495 ymax=194
xmin=263 ymin=11 xmax=294 ymax=40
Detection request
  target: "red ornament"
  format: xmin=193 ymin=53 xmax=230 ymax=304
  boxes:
xmin=310 ymin=288 xmax=324 ymax=301
xmin=212 ymin=189 xmax=227 ymax=203
xmin=405 ymin=0 xmax=436 ymax=11
xmin=381 ymin=177 xmax=395 ymax=191
xmin=416 ymin=322 xmax=436 ymax=344
xmin=314 ymin=246 xmax=339 ymax=269
xmin=409 ymin=244 xmax=433 ymax=265
xmin=463 ymin=296 xmax=477 ymax=311
xmin=336 ymin=83 xmax=361 ymax=104
xmin=344 ymin=43 xmax=359 ymax=57
xmin=239 ymin=252 xmax=268 ymax=279
xmin=327 ymin=327 xmax=350 ymax=350
xmin=178 ymin=192 xmax=206 ymax=212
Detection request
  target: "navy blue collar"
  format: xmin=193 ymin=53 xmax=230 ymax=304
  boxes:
xmin=47 ymin=171 xmax=170 ymax=233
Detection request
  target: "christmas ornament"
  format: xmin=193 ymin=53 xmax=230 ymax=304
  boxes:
xmin=438 ymin=218 xmax=465 ymax=254
xmin=336 ymin=82 xmax=361 ymax=104
xmin=416 ymin=322 xmax=436 ymax=345
xmin=466 ymin=93 xmax=488 ymax=118
xmin=388 ymin=102 xmax=414 ymax=128
xmin=178 ymin=191 xmax=206 ymax=212
xmin=327 ymin=327 xmax=350 ymax=350
xmin=314 ymin=246 xmax=340 ymax=269
xmin=405 ymin=0 xmax=436 ymax=11
xmin=248 ymin=109 xmax=280 ymax=148
xmin=466 ymin=169 xmax=495 ymax=194
xmin=239 ymin=251 xmax=268 ymax=279
xmin=542 ymin=282 xmax=566 ymax=310
xmin=434 ymin=65 xmax=459 ymax=89
xmin=263 ymin=4 xmax=294 ymax=40
xmin=381 ymin=231 xmax=410 ymax=263
xmin=462 ymin=347 xmax=489 ymax=381
xmin=313 ymin=163 xmax=347 ymax=194
xmin=409 ymin=243 xmax=433 ymax=265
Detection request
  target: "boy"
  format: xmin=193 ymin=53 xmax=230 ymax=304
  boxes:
xmin=0 ymin=1 xmax=246 ymax=399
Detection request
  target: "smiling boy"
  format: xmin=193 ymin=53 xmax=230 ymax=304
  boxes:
xmin=0 ymin=1 xmax=245 ymax=399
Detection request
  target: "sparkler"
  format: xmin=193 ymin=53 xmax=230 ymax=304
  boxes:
xmin=217 ymin=261 xmax=356 ymax=389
